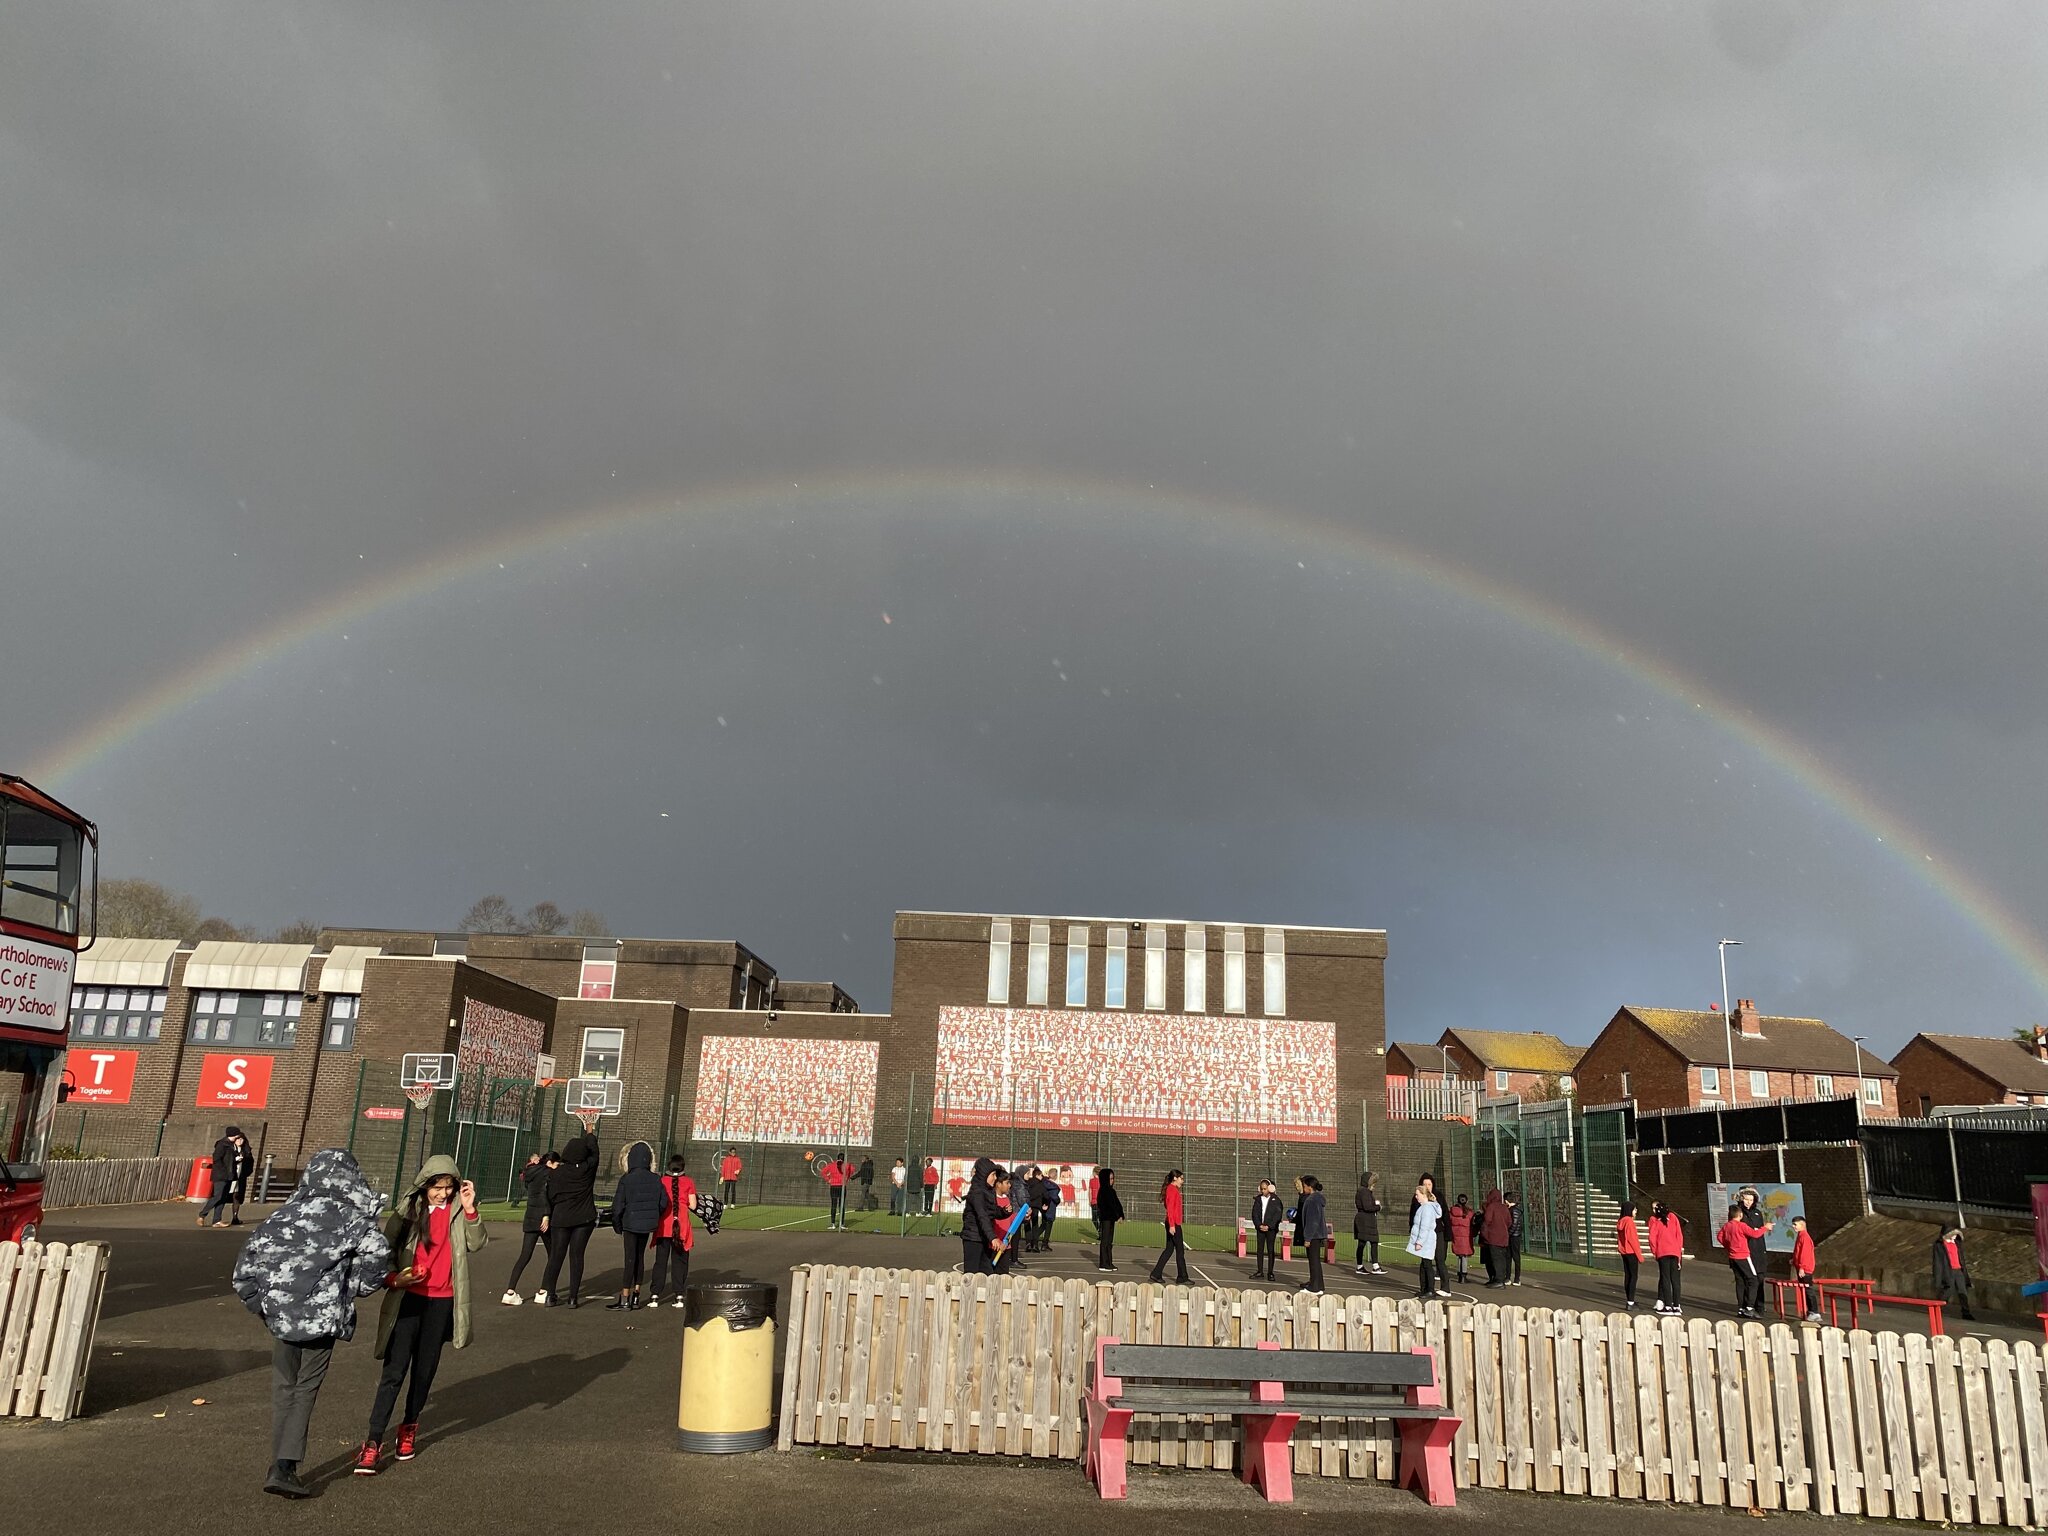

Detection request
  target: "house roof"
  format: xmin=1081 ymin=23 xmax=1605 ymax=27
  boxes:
xmin=1900 ymin=1033 xmax=2048 ymax=1095
xmin=1621 ymin=1007 xmax=1899 ymax=1078
xmin=1442 ymin=1028 xmax=1583 ymax=1074
xmin=1388 ymin=1042 xmax=1454 ymax=1075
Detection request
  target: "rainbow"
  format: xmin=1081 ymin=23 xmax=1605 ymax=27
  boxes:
xmin=30 ymin=467 xmax=2048 ymax=999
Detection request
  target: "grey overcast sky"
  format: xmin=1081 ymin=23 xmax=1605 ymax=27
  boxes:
xmin=6 ymin=1 xmax=2046 ymax=1050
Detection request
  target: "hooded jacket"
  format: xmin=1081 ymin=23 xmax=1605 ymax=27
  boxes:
xmin=375 ymin=1155 xmax=487 ymax=1357
xmin=547 ymin=1133 xmax=601 ymax=1228
xmin=1480 ymin=1192 xmax=1510 ymax=1247
xmin=520 ymin=1158 xmax=553 ymax=1234
xmin=609 ymin=1142 xmax=670 ymax=1235
xmin=1353 ymin=1180 xmax=1381 ymax=1240
xmin=212 ymin=1129 xmax=256 ymax=1196
xmin=961 ymin=1158 xmax=1000 ymax=1247
xmin=1093 ymin=1177 xmax=1125 ymax=1225
xmin=231 ymin=1148 xmax=391 ymax=1344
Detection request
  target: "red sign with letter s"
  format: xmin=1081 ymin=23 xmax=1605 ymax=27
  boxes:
xmin=197 ymin=1053 xmax=274 ymax=1110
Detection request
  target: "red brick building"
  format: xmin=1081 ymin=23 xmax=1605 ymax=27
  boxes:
xmin=1574 ymin=1000 xmax=1898 ymax=1115
xmin=1385 ymin=1041 xmax=1456 ymax=1083
xmin=1437 ymin=1028 xmax=1582 ymax=1100
xmin=1890 ymin=1030 xmax=2048 ymax=1116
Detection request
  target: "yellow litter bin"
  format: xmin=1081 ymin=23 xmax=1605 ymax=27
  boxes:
xmin=677 ymin=1281 xmax=779 ymax=1453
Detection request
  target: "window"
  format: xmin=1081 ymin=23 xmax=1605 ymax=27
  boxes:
xmin=186 ymin=991 xmax=301 ymax=1049
xmin=1143 ymin=925 xmax=1166 ymax=1009
xmin=986 ymin=920 xmax=1012 ymax=1004
xmin=0 ymin=800 xmax=87 ymax=935
xmin=580 ymin=1027 xmax=624 ymax=1078
xmin=1103 ymin=928 xmax=1127 ymax=1008
xmin=1025 ymin=922 xmax=1050 ymax=1006
xmin=1222 ymin=928 xmax=1246 ymax=1014
xmin=579 ymin=943 xmax=619 ymax=1001
xmin=1494 ymin=1070 xmax=1510 ymax=1093
xmin=71 ymin=987 xmax=167 ymax=1042
xmin=325 ymin=994 xmax=360 ymax=1050
xmin=1749 ymin=1070 xmax=1770 ymax=1101
xmin=1183 ymin=926 xmax=1206 ymax=1013
xmin=1261 ymin=928 xmax=1286 ymax=1016
xmin=1814 ymin=1074 xmax=1834 ymax=1098
xmin=1863 ymin=1077 xmax=1883 ymax=1105
xmin=1700 ymin=1066 xmax=1721 ymax=1097
xmin=1065 ymin=925 xmax=1089 ymax=1007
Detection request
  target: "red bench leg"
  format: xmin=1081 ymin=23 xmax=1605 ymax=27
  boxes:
xmin=1084 ymin=1401 xmax=1133 ymax=1499
xmin=1240 ymin=1411 xmax=1300 ymax=1502
xmin=1398 ymin=1415 xmax=1462 ymax=1506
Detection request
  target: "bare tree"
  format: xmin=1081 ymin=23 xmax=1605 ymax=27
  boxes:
xmin=523 ymin=901 xmax=567 ymax=936
xmin=460 ymin=895 xmax=521 ymax=933
xmin=193 ymin=916 xmax=250 ymax=942
xmin=568 ymin=908 xmax=609 ymax=937
xmin=95 ymin=879 xmax=202 ymax=939
xmin=269 ymin=920 xmax=322 ymax=944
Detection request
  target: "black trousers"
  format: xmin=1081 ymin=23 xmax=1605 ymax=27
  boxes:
xmin=1354 ymin=1237 xmax=1379 ymax=1267
xmin=1097 ymin=1218 xmax=1117 ymax=1268
xmin=1150 ymin=1227 xmax=1188 ymax=1283
xmin=1417 ymin=1256 xmax=1439 ymax=1297
xmin=722 ymin=1179 xmax=738 ymax=1205
xmin=1656 ymin=1256 xmax=1682 ymax=1308
xmin=651 ymin=1237 xmax=690 ymax=1299
xmin=1507 ymin=1237 xmax=1522 ymax=1282
xmin=962 ymin=1237 xmax=990 ymax=1275
xmin=1482 ymin=1244 xmax=1501 ymax=1285
xmin=540 ymin=1221 xmax=594 ymax=1300
xmin=1793 ymin=1269 xmax=1816 ymax=1317
xmin=922 ymin=1185 xmax=936 ymax=1213
xmin=1940 ymin=1281 xmax=1975 ymax=1320
xmin=1730 ymin=1258 xmax=1761 ymax=1311
xmin=368 ymin=1293 xmax=451 ymax=1439
xmin=1304 ymin=1242 xmax=1324 ymax=1293
xmin=621 ymin=1230 xmax=650 ymax=1290
xmin=1256 ymin=1229 xmax=1279 ymax=1275
xmin=1622 ymin=1254 xmax=1639 ymax=1304
xmin=828 ymin=1186 xmax=845 ymax=1225
xmin=507 ymin=1230 xmax=544 ymax=1291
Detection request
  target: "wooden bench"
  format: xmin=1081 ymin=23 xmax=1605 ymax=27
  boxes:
xmin=1083 ymin=1338 xmax=1460 ymax=1505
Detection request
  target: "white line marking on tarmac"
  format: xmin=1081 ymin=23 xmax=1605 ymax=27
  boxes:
xmin=761 ymin=1215 xmax=830 ymax=1230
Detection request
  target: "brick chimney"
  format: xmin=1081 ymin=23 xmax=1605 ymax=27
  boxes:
xmin=2034 ymin=1025 xmax=2048 ymax=1064
xmin=1732 ymin=999 xmax=1764 ymax=1037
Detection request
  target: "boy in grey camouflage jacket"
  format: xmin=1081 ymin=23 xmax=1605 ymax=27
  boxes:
xmin=232 ymin=1147 xmax=391 ymax=1498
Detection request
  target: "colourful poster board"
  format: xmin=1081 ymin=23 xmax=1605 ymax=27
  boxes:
xmin=1707 ymin=1181 xmax=1806 ymax=1252
xmin=692 ymin=1035 xmax=879 ymax=1147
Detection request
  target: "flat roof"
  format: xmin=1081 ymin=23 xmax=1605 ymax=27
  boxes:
xmin=896 ymin=909 xmax=1387 ymax=936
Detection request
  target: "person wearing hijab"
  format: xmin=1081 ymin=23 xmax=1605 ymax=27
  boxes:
xmin=1093 ymin=1167 xmax=1126 ymax=1272
xmin=1352 ymin=1172 xmax=1383 ymax=1275
xmin=232 ymin=1148 xmax=392 ymax=1499
xmin=539 ymin=1130 xmax=601 ymax=1307
xmin=1479 ymin=1190 xmax=1510 ymax=1287
xmin=504 ymin=1150 xmax=557 ymax=1305
xmin=355 ymin=1153 xmax=487 ymax=1475
xmin=606 ymin=1141 xmax=671 ymax=1311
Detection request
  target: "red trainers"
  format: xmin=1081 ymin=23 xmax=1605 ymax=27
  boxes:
xmin=396 ymin=1423 xmax=418 ymax=1461
xmin=353 ymin=1440 xmax=381 ymax=1476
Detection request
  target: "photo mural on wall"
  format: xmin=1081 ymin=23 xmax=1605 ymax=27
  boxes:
xmin=933 ymin=1005 xmax=1337 ymax=1142
xmin=691 ymin=1034 xmax=880 ymax=1147
xmin=454 ymin=996 xmax=545 ymax=1125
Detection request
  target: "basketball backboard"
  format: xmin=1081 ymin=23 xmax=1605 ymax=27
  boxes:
xmin=400 ymin=1052 xmax=458 ymax=1090
xmin=564 ymin=1076 xmax=623 ymax=1116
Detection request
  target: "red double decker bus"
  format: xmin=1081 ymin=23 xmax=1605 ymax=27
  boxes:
xmin=1 ymin=774 xmax=97 ymax=1243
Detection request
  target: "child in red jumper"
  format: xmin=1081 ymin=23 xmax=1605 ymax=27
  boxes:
xmin=1716 ymin=1204 xmax=1763 ymax=1319
xmin=1648 ymin=1201 xmax=1685 ymax=1315
xmin=1615 ymin=1201 xmax=1644 ymax=1309
xmin=1149 ymin=1170 xmax=1189 ymax=1284
xmin=652 ymin=1155 xmax=698 ymax=1308
xmin=1789 ymin=1214 xmax=1820 ymax=1323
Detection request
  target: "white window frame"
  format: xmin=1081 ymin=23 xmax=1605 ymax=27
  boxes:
xmin=1143 ymin=925 xmax=1167 ymax=1010
xmin=986 ymin=920 xmax=1012 ymax=1005
xmin=1748 ymin=1070 xmax=1770 ymax=1101
xmin=580 ymin=1026 xmax=626 ymax=1079
xmin=1065 ymin=925 xmax=1089 ymax=1008
xmin=1863 ymin=1077 xmax=1883 ymax=1105
xmin=1700 ymin=1065 xmax=1721 ymax=1097
xmin=1183 ymin=925 xmax=1207 ymax=1014
xmin=1104 ymin=928 xmax=1127 ymax=1009
xmin=1025 ymin=922 xmax=1050 ymax=1006
xmin=1222 ymin=928 xmax=1246 ymax=1014
xmin=1261 ymin=927 xmax=1286 ymax=1016
xmin=1814 ymin=1074 xmax=1834 ymax=1098
xmin=1494 ymin=1069 xmax=1510 ymax=1094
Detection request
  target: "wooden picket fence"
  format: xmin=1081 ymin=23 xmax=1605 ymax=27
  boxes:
xmin=778 ymin=1263 xmax=2048 ymax=1525
xmin=0 ymin=1240 xmax=110 ymax=1421
xmin=42 ymin=1156 xmax=189 ymax=1210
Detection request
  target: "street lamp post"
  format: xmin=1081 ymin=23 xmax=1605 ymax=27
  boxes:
xmin=1851 ymin=1035 xmax=1870 ymax=1123
xmin=1718 ymin=939 xmax=1743 ymax=1107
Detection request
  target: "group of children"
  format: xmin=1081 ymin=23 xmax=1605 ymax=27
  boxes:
xmin=1612 ymin=1189 xmax=1821 ymax=1321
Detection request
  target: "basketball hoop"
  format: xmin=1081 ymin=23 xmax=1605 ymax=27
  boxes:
xmin=574 ymin=1109 xmax=601 ymax=1135
xmin=405 ymin=1084 xmax=436 ymax=1116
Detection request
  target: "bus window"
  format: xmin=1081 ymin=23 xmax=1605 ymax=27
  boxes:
xmin=0 ymin=803 xmax=87 ymax=937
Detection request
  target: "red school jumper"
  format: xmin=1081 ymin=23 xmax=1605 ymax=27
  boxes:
xmin=1615 ymin=1215 xmax=1643 ymax=1258
xmin=1162 ymin=1184 xmax=1185 ymax=1228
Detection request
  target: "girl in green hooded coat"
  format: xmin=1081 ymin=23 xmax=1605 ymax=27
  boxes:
xmin=354 ymin=1154 xmax=487 ymax=1474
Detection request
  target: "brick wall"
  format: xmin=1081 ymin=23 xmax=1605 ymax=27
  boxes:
xmin=1574 ymin=1015 xmax=1692 ymax=1111
xmin=551 ymin=997 xmax=685 ymax=1160
xmin=1890 ymin=1038 xmax=2016 ymax=1116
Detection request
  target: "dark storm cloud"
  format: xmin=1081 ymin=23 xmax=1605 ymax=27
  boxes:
xmin=5 ymin=2 xmax=2045 ymax=1038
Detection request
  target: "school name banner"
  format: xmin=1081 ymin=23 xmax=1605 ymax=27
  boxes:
xmin=933 ymin=1005 xmax=1336 ymax=1142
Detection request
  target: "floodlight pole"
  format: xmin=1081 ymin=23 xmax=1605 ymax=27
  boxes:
xmin=1718 ymin=940 xmax=1743 ymax=1105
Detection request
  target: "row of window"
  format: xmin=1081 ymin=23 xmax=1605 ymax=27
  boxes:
xmin=71 ymin=987 xmax=171 ymax=1041
xmin=987 ymin=922 xmax=1286 ymax=1016
xmin=1698 ymin=1065 xmax=1883 ymax=1104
